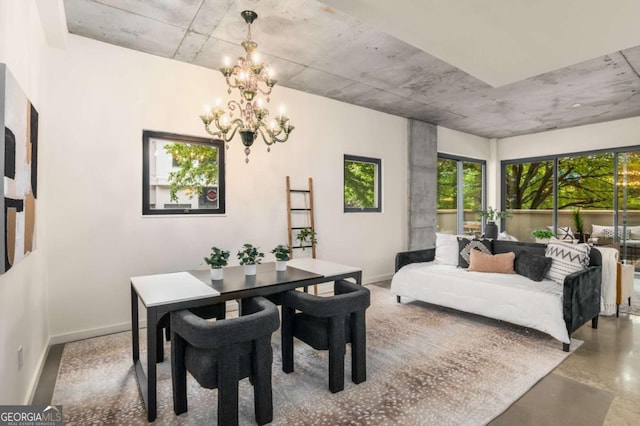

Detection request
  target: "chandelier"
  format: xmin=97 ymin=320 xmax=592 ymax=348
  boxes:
xmin=200 ymin=10 xmax=294 ymax=163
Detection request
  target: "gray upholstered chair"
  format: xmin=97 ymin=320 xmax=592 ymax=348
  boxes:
xmin=170 ymin=297 xmax=280 ymax=425
xmin=156 ymin=304 xmax=225 ymax=363
xmin=281 ymin=279 xmax=370 ymax=393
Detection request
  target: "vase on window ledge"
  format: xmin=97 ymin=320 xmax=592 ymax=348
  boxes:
xmin=485 ymin=221 xmax=499 ymax=239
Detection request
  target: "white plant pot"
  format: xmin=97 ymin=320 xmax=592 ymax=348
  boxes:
xmin=276 ymin=260 xmax=288 ymax=271
xmin=244 ymin=264 xmax=257 ymax=275
xmin=210 ymin=268 xmax=223 ymax=280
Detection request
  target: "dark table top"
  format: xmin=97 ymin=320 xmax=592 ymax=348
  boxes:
xmin=188 ymin=262 xmax=323 ymax=299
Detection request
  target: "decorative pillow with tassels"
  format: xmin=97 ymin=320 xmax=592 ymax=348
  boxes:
xmin=544 ymin=237 xmax=591 ymax=284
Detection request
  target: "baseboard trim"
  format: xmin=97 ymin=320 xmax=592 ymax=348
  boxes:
xmin=50 ymin=321 xmax=143 ymax=345
xmin=26 ymin=337 xmax=51 ymax=404
xmin=364 ymin=273 xmax=393 ymax=284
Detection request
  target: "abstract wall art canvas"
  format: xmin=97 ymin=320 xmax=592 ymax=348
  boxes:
xmin=1 ymin=64 xmax=38 ymax=274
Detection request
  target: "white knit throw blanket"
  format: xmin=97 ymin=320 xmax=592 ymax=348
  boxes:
xmin=597 ymin=247 xmax=619 ymax=316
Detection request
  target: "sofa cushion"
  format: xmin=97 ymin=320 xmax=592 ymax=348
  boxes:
xmin=545 ymin=238 xmax=591 ymax=284
xmin=435 ymin=233 xmax=460 ymax=266
xmin=457 ymin=237 xmax=492 ymax=268
xmin=591 ymin=224 xmax=631 ymax=240
xmin=468 ymin=250 xmax=515 ymax=274
xmin=549 ymin=226 xmax=574 ymax=240
xmin=515 ymin=252 xmax=553 ymax=282
xmin=629 ymin=225 xmax=640 ymax=240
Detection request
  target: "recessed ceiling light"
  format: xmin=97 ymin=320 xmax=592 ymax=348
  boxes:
xmin=572 ymin=103 xmax=582 ymax=108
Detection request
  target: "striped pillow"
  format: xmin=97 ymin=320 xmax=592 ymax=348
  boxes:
xmin=544 ymin=239 xmax=591 ymax=284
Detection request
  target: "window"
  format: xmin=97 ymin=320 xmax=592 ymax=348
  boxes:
xmin=502 ymin=147 xmax=640 ymax=267
xmin=437 ymin=155 xmax=485 ymax=236
xmin=344 ymin=155 xmax=381 ymax=212
xmin=142 ymin=130 xmax=225 ymax=215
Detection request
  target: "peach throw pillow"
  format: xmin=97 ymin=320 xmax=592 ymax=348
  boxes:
xmin=467 ymin=249 xmax=515 ymax=274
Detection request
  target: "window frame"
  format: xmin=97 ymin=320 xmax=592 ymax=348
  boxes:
xmin=142 ymin=130 xmax=226 ymax=216
xmin=437 ymin=153 xmax=486 ymax=235
xmin=500 ymin=145 xmax=640 ymax=238
xmin=343 ymin=154 xmax=382 ymax=213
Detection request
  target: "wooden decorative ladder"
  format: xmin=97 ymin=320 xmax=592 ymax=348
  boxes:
xmin=286 ymin=176 xmax=317 ymax=258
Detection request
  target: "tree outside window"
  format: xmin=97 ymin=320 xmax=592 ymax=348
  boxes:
xmin=142 ymin=131 xmax=225 ymax=215
xmin=344 ymin=155 xmax=381 ymax=212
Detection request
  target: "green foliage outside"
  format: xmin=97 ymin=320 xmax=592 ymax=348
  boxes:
xmin=344 ymin=160 xmax=376 ymax=208
xmin=505 ymin=152 xmax=640 ymax=211
xmin=437 ymin=158 xmax=482 ymax=211
xmin=164 ymin=143 xmax=219 ymax=203
xmin=437 ymin=158 xmax=457 ymax=209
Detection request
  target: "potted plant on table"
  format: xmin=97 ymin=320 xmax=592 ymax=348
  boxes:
xmin=204 ymin=246 xmax=230 ymax=280
xmin=237 ymin=243 xmax=264 ymax=276
xmin=295 ymin=227 xmax=318 ymax=250
xmin=475 ymin=207 xmax=510 ymax=239
xmin=271 ymin=244 xmax=291 ymax=271
xmin=531 ymin=228 xmax=555 ymax=244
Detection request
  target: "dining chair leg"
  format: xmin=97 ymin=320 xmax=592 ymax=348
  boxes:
xmin=171 ymin=333 xmax=188 ymax=415
xmin=253 ymin=337 xmax=273 ymax=425
xmin=351 ymin=311 xmax=367 ymax=384
xmin=218 ymin=355 xmax=240 ymax=426
xmin=328 ymin=316 xmax=345 ymax=393
xmin=282 ymin=306 xmax=295 ymax=373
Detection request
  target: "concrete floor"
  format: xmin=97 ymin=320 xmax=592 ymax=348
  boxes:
xmin=37 ymin=281 xmax=640 ymax=424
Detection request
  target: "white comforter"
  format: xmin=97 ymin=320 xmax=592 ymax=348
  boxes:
xmin=391 ymin=262 xmax=569 ymax=343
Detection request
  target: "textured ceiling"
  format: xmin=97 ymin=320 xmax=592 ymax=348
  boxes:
xmin=63 ymin=0 xmax=640 ymax=139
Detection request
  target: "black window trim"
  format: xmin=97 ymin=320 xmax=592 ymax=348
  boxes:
xmin=437 ymin=153 xmax=487 ymax=234
xmin=343 ymin=154 xmax=382 ymax=213
xmin=500 ymin=144 xmax=640 ymax=239
xmin=142 ymin=130 xmax=226 ymax=216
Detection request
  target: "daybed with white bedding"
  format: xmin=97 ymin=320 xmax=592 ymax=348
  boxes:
xmin=391 ymin=239 xmax=602 ymax=351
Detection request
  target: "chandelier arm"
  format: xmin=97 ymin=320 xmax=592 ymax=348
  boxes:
xmin=256 ymin=86 xmax=273 ymax=96
xmin=258 ymin=123 xmax=290 ymax=144
xmin=227 ymin=100 xmax=244 ymax=113
xmin=221 ymin=120 xmax=244 ymax=142
xmin=256 ymin=125 xmax=274 ymax=146
xmin=271 ymin=131 xmax=290 ymax=143
xmin=203 ymin=123 xmax=222 ymax=138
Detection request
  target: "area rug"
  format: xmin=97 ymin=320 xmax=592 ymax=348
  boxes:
xmin=51 ymin=286 xmax=580 ymax=425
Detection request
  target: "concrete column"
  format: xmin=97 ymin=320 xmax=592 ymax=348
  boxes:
xmin=408 ymin=120 xmax=437 ymax=250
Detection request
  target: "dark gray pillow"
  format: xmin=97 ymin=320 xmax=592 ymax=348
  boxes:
xmin=457 ymin=237 xmax=492 ymax=268
xmin=515 ymin=251 xmax=553 ymax=282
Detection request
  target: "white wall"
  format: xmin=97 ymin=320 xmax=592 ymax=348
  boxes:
xmin=44 ymin=35 xmax=408 ymax=342
xmin=437 ymin=126 xmax=491 ymax=160
xmin=498 ymin=116 xmax=640 ymax=160
xmin=0 ymin=0 xmax=50 ymax=405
